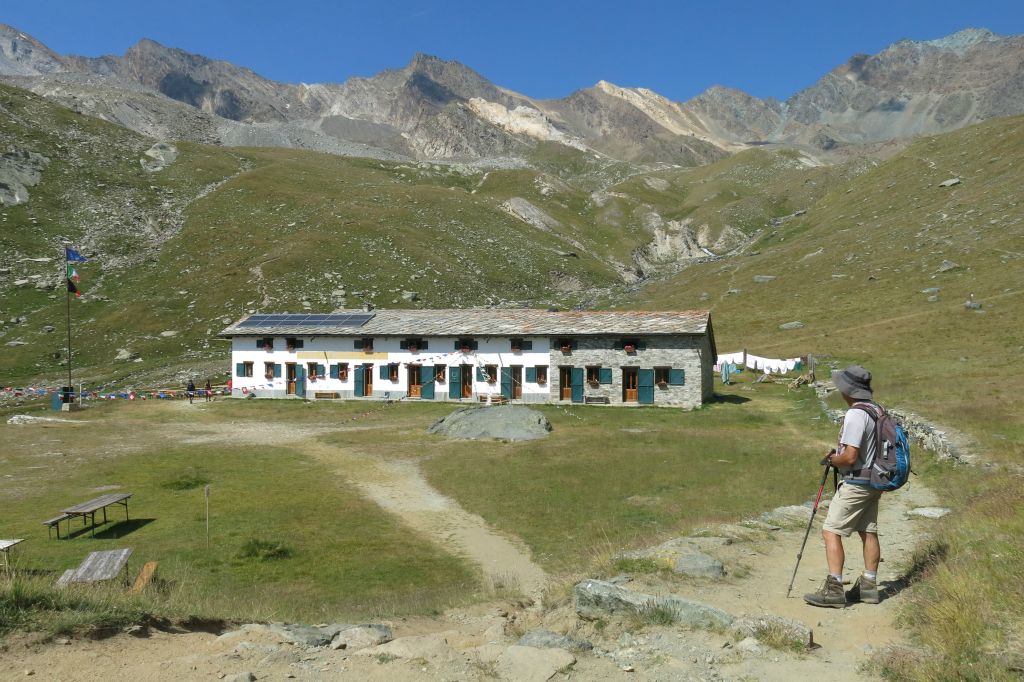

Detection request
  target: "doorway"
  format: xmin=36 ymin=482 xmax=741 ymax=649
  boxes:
xmin=286 ymin=363 xmax=297 ymax=395
xmin=408 ymin=364 xmax=422 ymax=398
xmin=363 ymin=363 xmax=374 ymax=396
xmin=559 ymin=366 xmax=572 ymax=401
xmin=622 ymin=367 xmax=638 ymax=402
xmin=460 ymin=364 xmax=473 ymax=398
xmin=511 ymin=365 xmax=523 ymax=399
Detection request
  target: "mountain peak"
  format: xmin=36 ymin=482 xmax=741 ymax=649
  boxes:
xmin=891 ymin=27 xmax=1001 ymax=54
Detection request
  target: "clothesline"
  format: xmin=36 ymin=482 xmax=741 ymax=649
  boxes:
xmin=715 ymin=351 xmax=804 ymax=375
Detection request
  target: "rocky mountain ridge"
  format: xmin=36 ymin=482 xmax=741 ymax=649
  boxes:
xmin=3 ymin=24 xmax=1023 ymax=166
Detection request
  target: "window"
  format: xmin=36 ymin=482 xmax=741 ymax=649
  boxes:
xmin=389 ymin=363 xmax=399 ymax=382
xmin=401 ymin=338 xmax=427 ymax=352
xmin=339 ymin=363 xmax=349 ymax=381
xmin=307 ymin=362 xmax=318 ymax=379
xmin=242 ymin=361 xmax=254 ymax=377
xmin=435 ymin=365 xmax=446 ymax=383
xmin=286 ymin=337 xmax=304 ymax=351
xmin=257 ymin=337 xmax=274 ymax=351
xmin=655 ymin=367 xmax=670 ymax=386
xmin=485 ymin=365 xmax=498 ymax=383
xmin=586 ymin=366 xmax=601 ymax=384
xmin=355 ymin=338 xmax=374 ymax=352
xmin=456 ymin=338 xmax=477 ymax=352
xmin=510 ymin=338 xmax=533 ymax=352
xmin=264 ymin=361 xmax=275 ymax=379
xmin=621 ymin=338 xmax=641 ymax=353
xmin=536 ymin=366 xmax=548 ymax=385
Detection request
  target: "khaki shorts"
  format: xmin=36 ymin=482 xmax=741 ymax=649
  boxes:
xmin=822 ymin=482 xmax=882 ymax=537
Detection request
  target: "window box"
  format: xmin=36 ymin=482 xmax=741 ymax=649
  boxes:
xmin=264 ymin=372 xmax=274 ymax=380
xmin=623 ymin=344 xmax=636 ymax=354
xmin=657 ymin=381 xmax=669 ymax=389
xmin=560 ymin=345 xmax=572 ymax=354
xmin=536 ymin=379 xmax=547 ymax=386
xmin=587 ymin=380 xmax=600 ymax=387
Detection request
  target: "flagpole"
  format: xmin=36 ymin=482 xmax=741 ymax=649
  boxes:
xmin=65 ymin=247 xmax=73 ymax=404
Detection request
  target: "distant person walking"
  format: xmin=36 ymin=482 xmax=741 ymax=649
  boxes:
xmin=204 ymin=379 xmax=212 ymax=402
xmin=804 ymin=365 xmax=885 ymax=608
xmin=187 ymin=379 xmax=196 ymax=405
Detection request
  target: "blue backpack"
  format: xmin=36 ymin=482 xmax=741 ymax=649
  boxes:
xmin=848 ymin=402 xmax=911 ymax=492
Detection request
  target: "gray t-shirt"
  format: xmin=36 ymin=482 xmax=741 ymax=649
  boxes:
xmin=838 ymin=407 xmax=877 ymax=475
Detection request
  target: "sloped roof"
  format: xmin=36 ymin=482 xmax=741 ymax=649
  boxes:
xmin=221 ymin=308 xmax=712 ymax=337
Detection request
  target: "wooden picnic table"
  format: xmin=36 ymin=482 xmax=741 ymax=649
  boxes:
xmin=1 ymin=539 xmax=25 ymax=575
xmin=61 ymin=492 xmax=133 ymax=537
xmin=56 ymin=548 xmax=133 ymax=587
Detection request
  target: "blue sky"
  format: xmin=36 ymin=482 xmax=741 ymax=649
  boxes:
xmin=3 ymin=1 xmax=1024 ymax=101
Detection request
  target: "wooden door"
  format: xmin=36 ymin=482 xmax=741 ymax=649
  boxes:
xmin=511 ymin=366 xmax=523 ymax=399
xmin=363 ymin=363 xmax=374 ymax=395
xmin=408 ymin=365 xmax=422 ymax=397
xmin=460 ymin=364 xmax=473 ymax=398
xmin=286 ymin=363 xmax=297 ymax=395
xmin=622 ymin=367 xmax=639 ymax=402
xmin=559 ymin=367 xmax=572 ymax=401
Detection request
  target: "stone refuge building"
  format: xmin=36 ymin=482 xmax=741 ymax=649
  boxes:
xmin=220 ymin=309 xmax=716 ymax=407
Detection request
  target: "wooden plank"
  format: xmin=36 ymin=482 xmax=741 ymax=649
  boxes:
xmin=55 ymin=569 xmax=74 ymax=588
xmin=131 ymin=561 xmax=158 ymax=594
xmin=0 ymin=539 xmax=25 ymax=551
xmin=71 ymin=548 xmax=133 ymax=583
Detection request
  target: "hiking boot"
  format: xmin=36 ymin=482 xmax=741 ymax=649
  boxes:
xmin=847 ymin=575 xmax=880 ymax=604
xmin=803 ymin=575 xmax=847 ymax=608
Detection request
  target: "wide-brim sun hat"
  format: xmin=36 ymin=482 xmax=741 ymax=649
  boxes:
xmin=833 ymin=365 xmax=873 ymax=400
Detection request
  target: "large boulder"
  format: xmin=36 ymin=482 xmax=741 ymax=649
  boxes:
xmin=329 ymin=624 xmax=393 ymax=651
xmin=428 ymin=406 xmax=552 ymax=441
xmin=140 ymin=142 xmax=178 ymax=172
xmin=574 ymin=579 xmax=734 ymax=629
xmin=618 ymin=538 xmax=726 ymax=578
xmin=0 ymin=149 xmax=49 ymax=206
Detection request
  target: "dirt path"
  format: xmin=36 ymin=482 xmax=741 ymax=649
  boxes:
xmin=301 ymin=440 xmax=549 ymax=600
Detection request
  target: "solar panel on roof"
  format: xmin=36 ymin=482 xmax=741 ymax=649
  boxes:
xmin=235 ymin=312 xmax=374 ymax=329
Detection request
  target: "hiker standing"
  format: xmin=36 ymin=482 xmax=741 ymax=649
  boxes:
xmin=205 ymin=379 xmax=212 ymax=402
xmin=804 ymin=365 xmax=884 ymax=607
xmin=187 ymin=379 xmax=196 ymax=405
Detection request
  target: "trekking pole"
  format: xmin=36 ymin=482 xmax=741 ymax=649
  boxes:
xmin=786 ymin=455 xmax=835 ymax=598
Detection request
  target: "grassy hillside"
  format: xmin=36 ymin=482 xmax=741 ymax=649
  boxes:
xmin=629 ymin=114 xmax=1024 ymax=464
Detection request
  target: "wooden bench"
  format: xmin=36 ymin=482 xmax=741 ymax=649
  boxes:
xmin=131 ymin=561 xmax=158 ymax=594
xmin=478 ymin=394 xmax=509 ymax=405
xmin=43 ymin=513 xmax=74 ymax=539
xmin=584 ymin=396 xmax=611 ymax=404
xmin=314 ymin=391 xmax=340 ymax=399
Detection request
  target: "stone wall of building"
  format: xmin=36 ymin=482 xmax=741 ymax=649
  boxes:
xmin=547 ymin=335 xmax=707 ymax=408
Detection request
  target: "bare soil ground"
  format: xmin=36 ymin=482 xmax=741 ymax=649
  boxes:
xmin=2 ymin=401 xmax=941 ymax=680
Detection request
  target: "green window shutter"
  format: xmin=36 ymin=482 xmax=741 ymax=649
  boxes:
xmin=354 ymin=339 xmax=364 ymax=350
xmin=472 ymin=341 xmax=479 ymax=350
xmin=316 ymin=364 xmax=325 ymax=376
xmin=522 ymin=340 xmax=533 ymax=351
xmin=421 ymin=365 xmax=435 ymax=399
xmin=330 ymin=364 xmax=340 ymax=379
xmin=294 ymin=339 xmax=304 ymax=349
xmin=421 ymin=340 xmax=428 ymax=350
xmin=638 ymin=341 xmax=647 ymax=351
xmin=273 ymin=364 xmax=282 ymax=378
xmin=354 ymin=366 xmax=365 ymax=395
xmin=379 ymin=364 xmax=388 ymax=380
xmin=500 ymin=367 xmax=513 ymax=399
xmin=454 ymin=340 xmax=462 ymax=351
xmin=599 ymin=367 xmax=613 ymax=385
xmin=669 ymin=368 xmax=685 ymax=385
xmin=638 ymin=368 xmax=655 ymax=404
xmin=400 ymin=340 xmax=408 ymax=350
xmin=525 ymin=366 xmax=537 ymax=383
xmin=256 ymin=339 xmax=265 ymax=349
xmin=235 ymin=362 xmax=244 ymax=377
xmin=570 ymin=367 xmax=585 ymax=402
xmin=448 ymin=366 xmax=461 ymax=399
xmin=476 ymin=367 xmax=487 ymax=382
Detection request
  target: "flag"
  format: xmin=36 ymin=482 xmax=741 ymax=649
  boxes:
xmin=65 ymin=247 xmax=88 ymax=263
xmin=67 ymin=264 xmax=80 ymax=282
xmin=67 ymin=278 xmax=81 ymax=298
